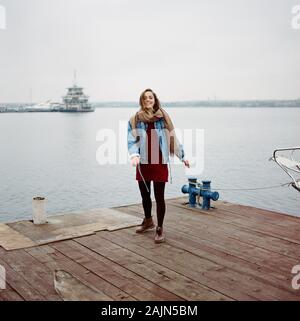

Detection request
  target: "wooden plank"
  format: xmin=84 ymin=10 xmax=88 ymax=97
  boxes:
xmin=6 ymin=209 xmax=140 ymax=249
xmin=168 ymin=198 xmax=300 ymax=243
xmin=76 ymin=234 xmax=239 ymax=301
xmin=120 ymin=226 xmax=299 ymax=300
xmin=0 ymin=284 xmax=24 ymax=301
xmin=54 ymin=269 xmax=112 ymax=301
xmin=214 ymin=204 xmax=300 ymax=237
xmin=121 ymin=204 xmax=299 ymax=275
xmin=166 ymin=202 xmax=300 ymax=260
xmin=26 ymin=244 xmax=135 ymax=301
xmin=216 ymin=199 xmax=300 ymax=223
xmin=118 ymin=205 xmax=284 ymax=274
xmin=166 ymin=196 xmax=298 ymax=224
xmin=0 ymin=247 xmax=61 ymax=301
xmin=216 ymin=201 xmax=300 ymax=230
xmin=192 ymin=204 xmax=300 ymax=245
xmin=0 ymin=223 xmax=36 ymax=250
xmin=0 ymin=255 xmax=46 ymax=300
xmin=143 ymin=196 xmax=300 ymax=235
xmin=97 ymin=229 xmax=298 ymax=301
xmin=128 ymin=201 xmax=300 ymax=263
xmin=52 ymin=239 xmax=184 ymax=301
xmin=0 ymin=197 xmax=297 ymax=301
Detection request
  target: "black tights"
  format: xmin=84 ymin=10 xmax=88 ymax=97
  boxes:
xmin=138 ymin=181 xmax=166 ymax=228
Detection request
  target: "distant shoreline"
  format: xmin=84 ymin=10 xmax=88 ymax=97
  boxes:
xmin=1 ymin=99 xmax=300 ymax=112
xmin=94 ymin=100 xmax=300 ymax=108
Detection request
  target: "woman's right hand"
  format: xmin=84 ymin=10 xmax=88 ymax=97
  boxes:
xmin=183 ymin=159 xmax=190 ymax=168
xmin=131 ymin=156 xmax=140 ymax=167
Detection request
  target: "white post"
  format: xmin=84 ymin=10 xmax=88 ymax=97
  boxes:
xmin=0 ymin=265 xmax=5 ymax=290
xmin=32 ymin=197 xmax=47 ymax=224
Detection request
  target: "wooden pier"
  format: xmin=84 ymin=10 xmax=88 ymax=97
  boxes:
xmin=0 ymin=196 xmax=299 ymax=301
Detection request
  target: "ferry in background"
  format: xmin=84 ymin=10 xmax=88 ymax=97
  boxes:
xmin=60 ymin=72 xmax=94 ymax=112
xmin=0 ymin=72 xmax=95 ymax=113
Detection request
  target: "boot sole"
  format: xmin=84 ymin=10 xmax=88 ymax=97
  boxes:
xmin=135 ymin=225 xmax=155 ymax=233
xmin=154 ymin=238 xmax=165 ymax=244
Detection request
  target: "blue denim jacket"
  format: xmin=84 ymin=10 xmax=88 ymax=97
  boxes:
xmin=127 ymin=118 xmax=185 ymax=165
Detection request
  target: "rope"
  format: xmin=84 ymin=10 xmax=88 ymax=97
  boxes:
xmin=214 ymin=182 xmax=291 ymax=191
xmin=137 ymin=162 xmax=150 ymax=193
xmin=136 ymin=161 xmax=293 ymax=193
xmin=168 ymin=162 xmax=173 ymax=184
xmin=187 ymin=181 xmax=291 ymax=191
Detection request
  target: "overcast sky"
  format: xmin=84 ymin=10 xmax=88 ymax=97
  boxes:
xmin=0 ymin=0 xmax=299 ymax=103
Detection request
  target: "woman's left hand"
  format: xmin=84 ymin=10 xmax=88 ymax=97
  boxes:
xmin=183 ymin=159 xmax=190 ymax=168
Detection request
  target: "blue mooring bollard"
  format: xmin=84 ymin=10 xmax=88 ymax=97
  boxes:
xmin=181 ymin=177 xmax=219 ymax=210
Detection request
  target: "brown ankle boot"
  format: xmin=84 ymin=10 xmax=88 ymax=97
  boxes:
xmin=136 ymin=217 xmax=155 ymax=233
xmin=154 ymin=227 xmax=165 ymax=243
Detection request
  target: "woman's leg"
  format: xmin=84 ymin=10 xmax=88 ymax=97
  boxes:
xmin=153 ymin=182 xmax=166 ymax=227
xmin=138 ymin=181 xmax=152 ymax=218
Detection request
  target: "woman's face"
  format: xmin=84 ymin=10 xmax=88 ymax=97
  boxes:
xmin=143 ymin=91 xmax=155 ymax=110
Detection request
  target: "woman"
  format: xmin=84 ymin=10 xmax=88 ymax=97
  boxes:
xmin=127 ymin=89 xmax=189 ymax=243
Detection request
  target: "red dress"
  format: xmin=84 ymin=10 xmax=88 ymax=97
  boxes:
xmin=136 ymin=122 xmax=168 ymax=182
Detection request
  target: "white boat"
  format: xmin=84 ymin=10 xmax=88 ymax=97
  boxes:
xmin=24 ymin=100 xmax=62 ymax=112
xmin=270 ymin=147 xmax=300 ymax=192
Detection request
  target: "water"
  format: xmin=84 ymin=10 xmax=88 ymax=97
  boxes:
xmin=0 ymin=107 xmax=299 ymax=223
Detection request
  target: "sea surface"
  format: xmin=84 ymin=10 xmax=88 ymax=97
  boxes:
xmin=0 ymin=107 xmax=299 ymax=222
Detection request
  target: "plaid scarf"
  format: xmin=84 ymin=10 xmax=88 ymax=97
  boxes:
xmin=129 ymin=107 xmax=180 ymax=157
